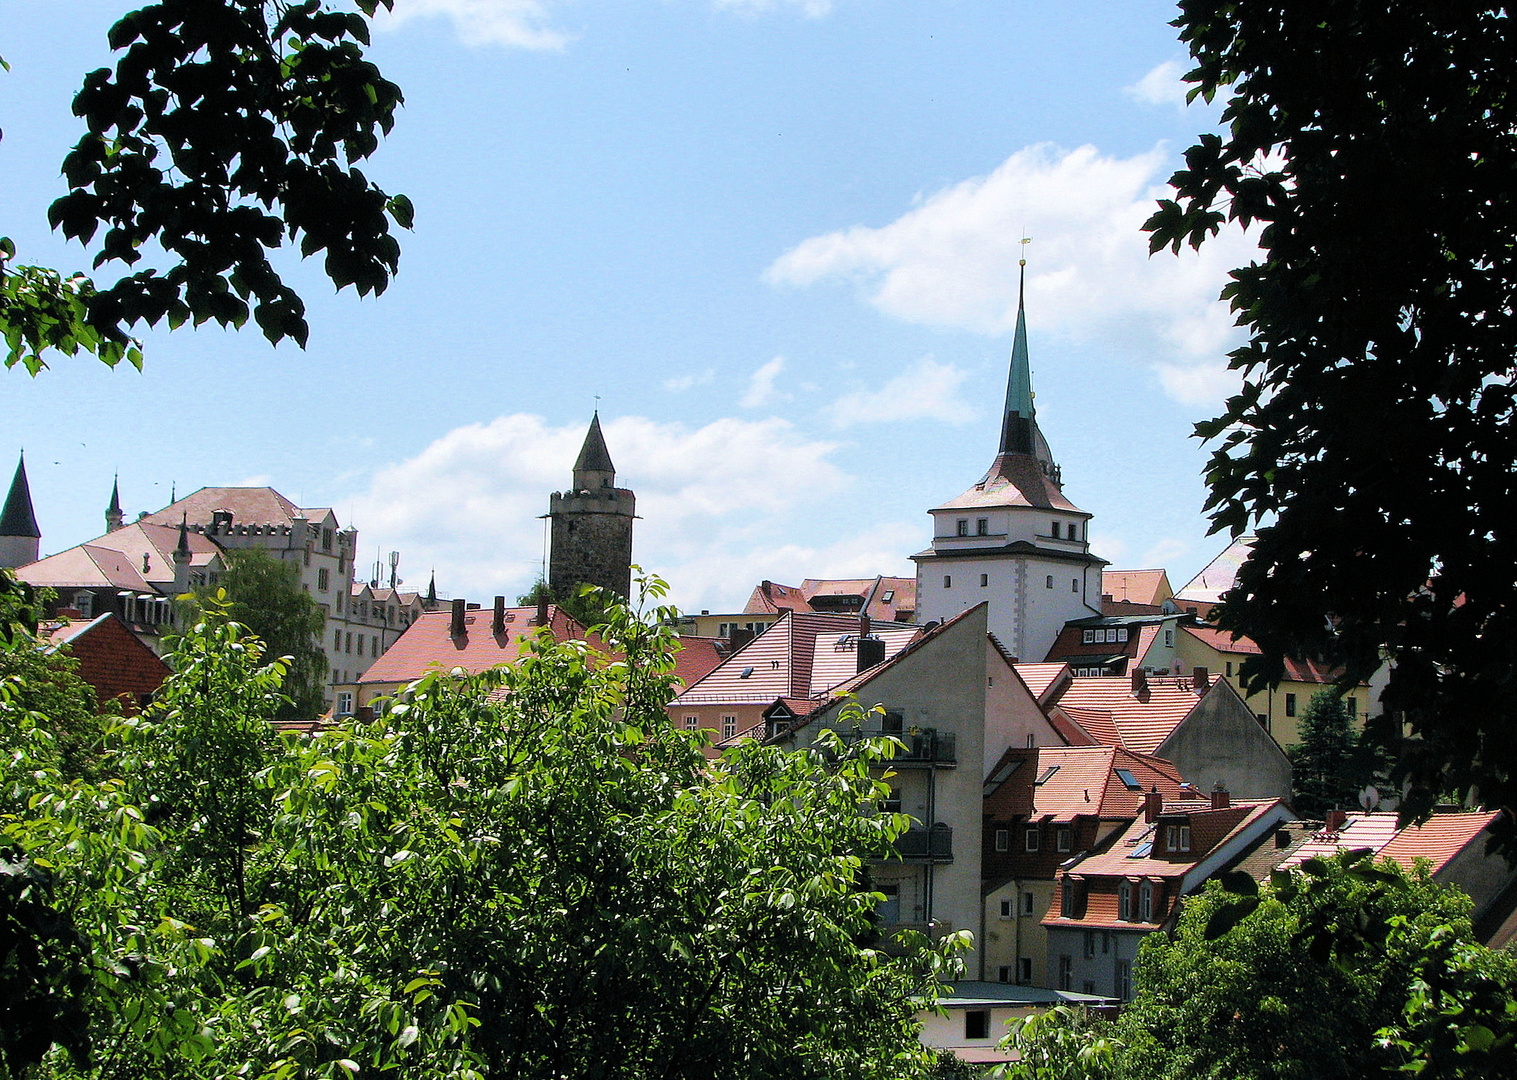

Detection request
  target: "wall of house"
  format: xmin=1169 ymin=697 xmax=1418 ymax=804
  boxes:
xmin=982 ymin=879 xmax=1057 ymax=987
xmin=918 ymin=1004 xmax=1034 ymax=1057
xmin=1155 ymin=684 xmax=1293 ymax=802
xmin=1045 ymin=926 xmax=1146 ymax=1000
xmin=984 ymin=641 xmax=1062 ymax=758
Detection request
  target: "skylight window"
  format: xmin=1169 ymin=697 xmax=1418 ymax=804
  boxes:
xmin=1115 ymin=769 xmax=1141 ymax=791
xmin=1126 ymin=840 xmax=1154 ymax=859
xmin=982 ymin=759 xmax=1023 ymax=797
xmin=882 ymin=590 xmax=894 ymax=602
xmin=1036 ymin=765 xmax=1060 ymax=785
xmin=739 ymin=666 xmax=754 ymax=679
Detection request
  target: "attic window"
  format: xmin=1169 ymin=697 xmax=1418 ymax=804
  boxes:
xmin=1114 ymin=769 xmax=1141 ymax=791
xmin=982 ymin=758 xmax=1022 ymax=797
xmin=1036 ymin=765 xmax=1060 ymax=785
xmin=739 ymin=666 xmax=754 ymax=679
xmin=1083 ymin=629 xmax=1095 ymax=643
xmin=881 ymin=589 xmax=894 ymax=602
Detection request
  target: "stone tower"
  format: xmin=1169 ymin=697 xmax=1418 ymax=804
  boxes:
xmin=1 ymin=453 xmax=41 ymax=570
xmin=911 ymin=263 xmax=1105 ymax=662
xmin=548 ymin=413 xmax=635 ymax=600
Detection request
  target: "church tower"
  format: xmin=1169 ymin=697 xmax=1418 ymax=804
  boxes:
xmin=911 ymin=263 xmax=1104 ymax=662
xmin=106 ymin=474 xmax=124 ymax=533
xmin=1 ymin=453 xmax=41 ymax=569
xmin=548 ymin=414 xmax=636 ymax=601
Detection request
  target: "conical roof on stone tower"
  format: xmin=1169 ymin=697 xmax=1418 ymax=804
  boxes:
xmin=934 ymin=263 xmax=1084 ymax=514
xmin=108 ymin=475 xmax=122 ymax=518
xmin=571 ymin=412 xmax=617 ymax=490
xmin=1 ymin=454 xmax=41 ymax=539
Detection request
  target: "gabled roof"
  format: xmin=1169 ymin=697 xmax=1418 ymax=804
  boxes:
xmin=1 ymin=455 xmax=40 ymax=539
xmin=1015 ymin=662 xmax=1070 ymax=703
xmin=1176 ymin=536 xmax=1255 ymax=604
xmin=983 ymin=745 xmax=1187 ymax=822
xmin=83 ymin=521 xmax=220 ymax=585
xmin=670 ymin=636 xmax=727 ymax=689
xmin=1102 ymin=569 xmax=1173 ymax=607
xmin=1045 ymin=674 xmax=1213 ymax=755
xmin=1277 ymin=813 xmax=1403 ymax=869
xmin=1377 ymin=811 xmax=1500 ymax=875
xmin=358 ymin=605 xmax=598 ymax=685
xmin=16 ymin=543 xmax=153 ymax=592
xmin=742 ymin=576 xmax=916 ymax=621
xmin=1054 ymin=799 xmax=1284 ymax=884
xmin=143 ymin=486 xmax=309 ymax=529
xmin=1179 ymin=625 xmax=1353 ymax=685
xmin=675 ymin=610 xmax=920 ymax=706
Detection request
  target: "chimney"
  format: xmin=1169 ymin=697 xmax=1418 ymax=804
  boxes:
xmin=492 ymin=595 xmax=506 ymax=636
xmin=536 ymin=595 xmax=549 ymax=627
xmin=729 ymin=626 xmax=755 ymax=652
xmin=450 ymin=597 xmax=466 ymax=638
xmin=859 ymin=613 xmax=871 ymax=639
xmin=356 ymin=705 xmax=375 ymax=724
xmin=1144 ymin=786 xmax=1163 ymax=823
xmin=857 ymin=634 xmax=887 ymax=673
xmin=1192 ymin=666 xmax=1210 ymax=691
xmin=1325 ymin=808 xmax=1347 ymax=834
xmin=1210 ymin=782 xmax=1230 ymax=809
xmin=1131 ymin=668 xmax=1148 ymax=695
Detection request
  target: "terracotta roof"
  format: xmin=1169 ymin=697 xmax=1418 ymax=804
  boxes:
xmin=983 ymin=745 xmax=1186 ymax=822
xmin=1014 ymin=662 xmax=1070 ymax=703
xmin=1182 ymin=624 xmax=1355 ymax=685
xmin=358 ymin=605 xmax=597 ymax=685
xmin=143 ymin=486 xmax=307 ymax=529
xmin=934 ymin=452 xmax=1084 ymax=514
xmin=1046 ymin=675 xmax=1209 ymax=755
xmin=1102 ymin=569 xmax=1172 ymax=607
xmin=674 ymin=611 xmax=919 ymax=706
xmin=1053 ymin=800 xmax=1283 ymax=885
xmin=671 ymin=636 xmax=726 ymax=689
xmin=744 ymin=580 xmax=807 ymax=615
xmin=83 ymin=521 xmax=221 ymax=583
xmin=1129 ymin=624 xmax=1162 ymax=668
xmin=1378 ymin=811 xmax=1500 ymax=876
xmin=1176 ymin=536 xmax=1255 ymax=604
xmin=742 ymin=576 xmax=916 ymax=621
xmin=1278 ymin=813 xmax=1403 ymax=869
xmin=17 ymin=544 xmax=153 ymax=592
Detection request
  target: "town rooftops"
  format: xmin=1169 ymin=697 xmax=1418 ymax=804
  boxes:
xmin=1045 ymin=673 xmax=1219 ymax=756
xmin=931 ymin=450 xmax=1085 ymax=514
xmin=17 ymin=544 xmax=154 ymax=592
xmin=142 ymin=486 xmax=334 ymax=531
xmin=1279 ymin=811 xmax=1502 ymax=877
xmin=358 ymin=604 xmax=595 ymax=685
xmin=982 ymin=744 xmax=1187 ymax=822
xmin=1179 ymin=624 xmax=1356 ymax=686
xmin=1014 ymin=662 xmax=1071 ymax=703
xmin=743 ymin=576 xmax=916 ymax=623
xmin=1102 ymin=569 xmax=1172 ymax=608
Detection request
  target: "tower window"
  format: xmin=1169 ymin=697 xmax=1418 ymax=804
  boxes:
xmin=977 ymin=518 xmax=989 ymax=535
xmin=980 ymin=573 xmax=988 ymax=587
xmin=943 ymin=575 xmax=952 ymax=588
xmin=1046 ymin=575 xmax=1054 ymax=589
xmin=956 ymin=519 xmax=969 ymax=537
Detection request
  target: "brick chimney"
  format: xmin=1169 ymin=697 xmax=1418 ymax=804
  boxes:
xmin=1325 ymin=809 xmax=1348 ymax=834
xmin=492 ymin=595 xmax=506 ymax=636
xmin=1192 ymin=666 xmax=1210 ymax=691
xmin=1131 ymin=668 xmax=1148 ymax=695
xmin=1144 ymin=786 xmax=1164 ymax=823
xmin=1210 ymin=781 xmax=1230 ymax=809
xmin=536 ymin=595 xmax=549 ymax=627
xmin=450 ymin=597 xmax=466 ymax=639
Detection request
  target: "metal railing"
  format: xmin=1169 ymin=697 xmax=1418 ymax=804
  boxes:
xmin=894 ymin=825 xmax=954 ymax=862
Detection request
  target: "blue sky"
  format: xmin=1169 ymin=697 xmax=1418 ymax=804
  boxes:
xmin=2 ymin=0 xmax=1257 ymax=613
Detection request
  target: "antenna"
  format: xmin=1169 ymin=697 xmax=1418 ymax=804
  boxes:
xmin=388 ymin=550 xmax=400 ymax=589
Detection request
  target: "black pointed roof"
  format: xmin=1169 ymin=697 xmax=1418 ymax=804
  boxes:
xmin=1 ymin=455 xmax=40 ymax=539
xmin=108 ymin=474 xmax=122 ymax=516
xmin=573 ymin=412 xmax=616 ymax=476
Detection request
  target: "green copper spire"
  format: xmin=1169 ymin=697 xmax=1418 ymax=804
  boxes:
xmin=1 ymin=454 xmax=41 ymax=539
xmin=998 ymin=261 xmax=1036 ymax=455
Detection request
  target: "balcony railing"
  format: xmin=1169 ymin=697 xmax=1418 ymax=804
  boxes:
xmin=837 ymin=727 xmax=956 ymax=765
xmin=894 ymin=824 xmax=954 ymax=862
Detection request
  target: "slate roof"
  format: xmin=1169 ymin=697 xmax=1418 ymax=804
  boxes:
xmin=1102 ymin=569 xmax=1172 ymax=607
xmin=1 ymin=456 xmax=40 ymax=538
xmin=573 ymin=413 xmax=616 ymax=475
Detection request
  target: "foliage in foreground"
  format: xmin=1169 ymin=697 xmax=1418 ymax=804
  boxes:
xmin=1147 ymin=1 xmax=1517 ymax=854
xmin=997 ymin=855 xmax=1517 ymax=1080
xmin=0 ymin=580 xmax=956 ymax=1079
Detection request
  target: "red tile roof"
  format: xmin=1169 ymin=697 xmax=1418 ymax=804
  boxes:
xmin=1102 ymin=569 xmax=1172 ymax=607
xmin=1014 ymin=662 xmax=1070 ymax=703
xmin=984 ymin=745 xmax=1187 ymax=822
xmin=742 ymin=576 xmax=916 ymax=622
xmin=670 ymin=636 xmax=726 ymax=689
xmin=358 ymin=605 xmax=597 ymax=685
xmin=1181 ymin=625 xmax=1356 ymax=685
xmin=1379 ymin=812 xmax=1500 ymax=875
xmin=1046 ymin=675 xmax=1209 ymax=755
xmin=143 ymin=486 xmax=307 ymax=529
xmin=933 ymin=453 xmax=1084 ymax=513
xmin=18 ymin=544 xmax=153 ymax=592
xmin=1278 ymin=813 xmax=1403 ymax=868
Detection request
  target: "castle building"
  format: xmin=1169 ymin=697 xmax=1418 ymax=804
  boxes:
xmin=912 ymin=265 xmax=1105 ymax=662
xmin=1 ymin=454 xmax=42 ymax=569
xmin=547 ymin=414 xmax=635 ymax=600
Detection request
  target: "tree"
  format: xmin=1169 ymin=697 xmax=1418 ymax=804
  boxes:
xmin=1288 ymin=688 xmax=1383 ymax=819
xmin=0 ymin=640 xmax=113 ymax=784
xmin=517 ymin=575 xmax=613 ymax=631
xmin=1 ymin=0 xmax=411 ymax=374
xmin=1146 ymin=3 xmax=1517 ymax=853
xmin=183 ymin=547 xmax=328 ymax=718
xmin=2 ymin=579 xmax=960 ymax=1078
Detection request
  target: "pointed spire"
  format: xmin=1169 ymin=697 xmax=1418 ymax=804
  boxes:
xmin=998 ymin=261 xmax=1037 ymax=456
xmin=1 ymin=453 xmax=41 ymax=539
xmin=572 ymin=412 xmax=616 ymax=490
xmin=175 ymin=513 xmax=192 ymax=559
xmin=105 ymin=472 xmax=125 ymax=532
xmin=426 ymin=570 xmax=437 ymax=605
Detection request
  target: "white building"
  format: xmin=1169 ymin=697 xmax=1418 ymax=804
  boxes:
xmin=913 ymin=266 xmax=1104 ymax=663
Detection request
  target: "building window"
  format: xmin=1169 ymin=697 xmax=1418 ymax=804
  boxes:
xmin=1286 ymin=693 xmax=1298 ymax=717
xmin=1165 ymin=629 xmax=1174 ymax=647
xmin=1061 ymin=881 xmax=1077 ymax=917
xmin=1347 ymin=695 xmax=1357 ymax=716
xmin=333 ymin=630 xmax=341 ymax=650
xmin=1117 ymin=628 xmax=1128 ymax=642
xmin=1057 ymin=828 xmax=1072 ymax=853
xmin=322 ymin=527 xmax=333 ymax=551
xmin=1083 ymin=979 xmax=1096 ymax=995
xmin=1083 ymin=629 xmax=1095 ymax=643
xmin=1083 ymin=930 xmax=1095 ymax=959
xmin=1021 ymin=891 xmax=1035 ymax=916
xmin=721 ymin=715 xmax=737 ymax=741
xmin=943 ymin=575 xmax=952 ymax=588
xmin=1139 ymin=883 xmax=1153 ymax=921
xmin=980 ymin=573 xmax=989 ymax=588
xmin=684 ymin=715 xmax=698 ymax=731
xmin=965 ymin=1010 xmax=990 ymax=1040
xmin=1058 ymin=955 xmax=1073 ymax=991
xmin=998 ymin=965 xmax=1013 ymax=983
xmin=336 ymin=692 xmax=353 ymax=715
xmin=1000 ymin=899 xmax=1014 ymax=918
xmin=1051 ymin=520 xmax=1060 ymax=537
xmin=1046 ymin=575 xmax=1054 ymax=589
xmin=995 ymin=829 xmax=1010 ymax=852
xmin=345 ymin=632 xmax=353 ymax=653
xmin=977 ymin=518 xmax=989 ymax=536
xmin=1226 ymin=661 xmax=1234 ymax=677
xmin=1025 ymin=827 xmax=1040 ymax=852
xmin=956 ymin=519 xmax=969 ymax=537
xmin=74 ymin=592 xmax=93 ymax=618
xmin=1072 ymin=578 xmax=1079 ymax=592
xmin=318 ymin=567 xmax=329 ymax=591
xmin=1017 ymin=957 xmax=1033 ymax=983
xmin=1118 ymin=883 xmax=1132 ymax=921
xmin=1116 ymin=960 xmax=1132 ymax=1000
xmin=1166 ymin=824 xmax=1191 ymax=852
xmin=372 ymin=635 xmax=379 ymax=656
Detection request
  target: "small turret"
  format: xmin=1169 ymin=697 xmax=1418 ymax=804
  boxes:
xmin=106 ymin=474 xmax=124 ymax=533
xmin=1 ymin=453 xmax=41 ymax=569
xmin=171 ymin=513 xmax=193 ymax=596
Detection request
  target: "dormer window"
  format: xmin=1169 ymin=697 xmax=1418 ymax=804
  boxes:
xmin=1165 ymin=824 xmax=1191 ymax=852
xmin=1118 ymin=883 xmax=1132 ymax=921
xmin=1139 ymin=882 xmax=1154 ymax=921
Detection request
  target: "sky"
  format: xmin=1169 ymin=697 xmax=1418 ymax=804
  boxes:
xmin=1 ymin=0 xmax=1258 ymax=614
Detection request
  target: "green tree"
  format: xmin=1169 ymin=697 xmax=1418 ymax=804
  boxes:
xmin=2 ymin=578 xmax=959 ymax=1078
xmin=1146 ymin=2 xmax=1517 ymax=854
xmin=1288 ymin=689 xmax=1376 ymax=818
xmin=0 ymin=642 xmax=113 ymax=784
xmin=183 ymin=547 xmax=328 ymax=719
xmin=517 ymin=575 xmax=613 ymax=631
xmin=1 ymin=0 xmax=411 ymax=374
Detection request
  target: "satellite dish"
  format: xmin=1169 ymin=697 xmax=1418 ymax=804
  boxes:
xmin=1359 ymin=785 xmax=1380 ymax=812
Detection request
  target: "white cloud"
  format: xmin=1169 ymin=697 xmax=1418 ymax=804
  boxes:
xmin=344 ymin=413 xmax=860 ymax=611
xmin=1125 ymin=60 xmax=1190 ymax=110
xmin=1155 ymin=359 xmax=1240 ymax=408
xmin=663 ymin=368 xmax=716 ymax=392
xmin=827 ymin=356 xmax=974 ymax=428
xmin=742 ymin=356 xmax=789 ymax=408
xmin=766 ymin=142 xmax=1261 ymax=404
xmin=715 ymin=0 xmax=838 ymax=17
xmin=378 ymin=0 xmax=571 ymax=49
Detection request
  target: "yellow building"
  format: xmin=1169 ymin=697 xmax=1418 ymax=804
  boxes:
xmin=1174 ymin=624 xmax=1372 ymax=748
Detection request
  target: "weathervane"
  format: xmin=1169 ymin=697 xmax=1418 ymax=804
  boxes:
xmin=1019 ymin=234 xmax=1032 ymax=268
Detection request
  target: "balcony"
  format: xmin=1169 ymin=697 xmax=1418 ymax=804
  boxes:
xmin=894 ymin=824 xmax=954 ymax=863
xmin=838 ymin=727 xmax=956 ymax=767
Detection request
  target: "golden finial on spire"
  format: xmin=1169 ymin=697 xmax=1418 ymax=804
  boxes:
xmin=1018 ymin=234 xmax=1032 ymax=268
